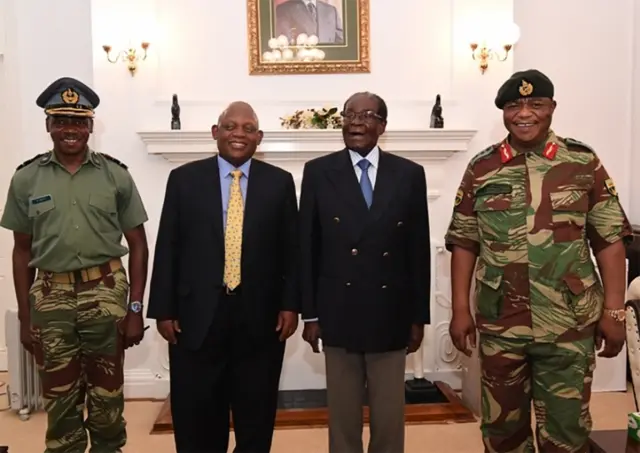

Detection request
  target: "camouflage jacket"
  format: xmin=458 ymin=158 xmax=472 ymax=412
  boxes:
xmin=445 ymin=131 xmax=632 ymax=342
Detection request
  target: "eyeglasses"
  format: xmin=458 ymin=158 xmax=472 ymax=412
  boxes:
xmin=340 ymin=110 xmax=383 ymax=122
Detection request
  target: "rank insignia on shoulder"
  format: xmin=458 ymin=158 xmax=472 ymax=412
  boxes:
xmin=17 ymin=152 xmax=49 ymax=170
xmin=563 ymin=137 xmax=595 ymax=153
xmin=605 ymin=178 xmax=617 ymax=197
xmin=100 ymin=153 xmax=128 ymax=169
xmin=454 ymin=189 xmax=463 ymax=207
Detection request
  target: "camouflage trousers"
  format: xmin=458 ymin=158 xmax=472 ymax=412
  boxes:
xmin=29 ymin=267 xmax=130 ymax=453
xmin=479 ymin=334 xmax=596 ymax=453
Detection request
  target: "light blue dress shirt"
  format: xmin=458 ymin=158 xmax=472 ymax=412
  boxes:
xmin=348 ymin=145 xmax=379 ymax=188
xmin=218 ymin=155 xmax=251 ymax=228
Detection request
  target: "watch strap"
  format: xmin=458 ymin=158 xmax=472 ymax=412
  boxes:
xmin=604 ymin=308 xmax=626 ymax=323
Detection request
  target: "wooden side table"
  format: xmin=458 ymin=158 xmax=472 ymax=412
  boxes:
xmin=588 ymin=430 xmax=640 ymax=452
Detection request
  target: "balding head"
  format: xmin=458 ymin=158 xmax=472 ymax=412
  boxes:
xmin=218 ymin=101 xmax=259 ymax=128
xmin=212 ymin=101 xmax=263 ymax=167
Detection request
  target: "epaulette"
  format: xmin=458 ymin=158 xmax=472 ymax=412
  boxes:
xmin=99 ymin=152 xmax=128 ymax=169
xmin=16 ymin=152 xmax=48 ymax=170
xmin=469 ymin=144 xmax=497 ymax=166
xmin=562 ymin=137 xmax=595 ymax=153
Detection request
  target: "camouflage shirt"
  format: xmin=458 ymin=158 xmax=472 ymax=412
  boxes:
xmin=445 ymin=131 xmax=632 ymax=343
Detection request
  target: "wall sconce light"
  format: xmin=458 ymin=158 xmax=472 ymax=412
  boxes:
xmin=102 ymin=42 xmax=150 ymax=76
xmin=469 ymin=23 xmax=520 ymax=74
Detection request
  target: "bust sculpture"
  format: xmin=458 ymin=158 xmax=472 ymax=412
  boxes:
xmin=430 ymin=94 xmax=444 ymax=129
xmin=171 ymin=94 xmax=181 ymax=130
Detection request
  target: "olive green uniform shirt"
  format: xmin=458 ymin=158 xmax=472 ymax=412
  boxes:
xmin=0 ymin=150 xmax=149 ymax=272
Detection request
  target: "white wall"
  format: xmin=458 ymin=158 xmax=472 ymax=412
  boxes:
xmin=513 ymin=0 xmax=635 ymax=218
xmin=0 ymin=0 xmax=94 ymax=370
xmin=0 ymin=0 xmax=636 ymax=397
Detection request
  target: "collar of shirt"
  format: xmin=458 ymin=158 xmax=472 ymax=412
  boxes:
xmin=504 ymin=130 xmax=561 ymax=160
xmin=303 ymin=0 xmax=317 ymax=7
xmin=217 ymin=154 xmax=251 ymax=178
xmin=47 ymin=148 xmax=99 ymax=168
xmin=349 ymin=146 xmax=379 ymax=170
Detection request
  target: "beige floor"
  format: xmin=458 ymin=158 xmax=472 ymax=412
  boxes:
xmin=0 ymin=372 xmax=635 ymax=453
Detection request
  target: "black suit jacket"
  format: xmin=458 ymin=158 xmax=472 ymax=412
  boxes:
xmin=275 ymin=0 xmax=344 ymax=44
xmin=147 ymin=156 xmax=299 ymax=350
xmin=299 ymin=148 xmax=431 ymax=353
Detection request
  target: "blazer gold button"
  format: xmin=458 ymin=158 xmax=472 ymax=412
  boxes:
xmin=383 ymin=252 xmax=389 ymax=257
xmin=351 ymin=248 xmax=358 ymax=255
xmin=333 ymin=217 xmax=340 ymax=223
xmin=397 ymin=221 xmax=404 ymax=227
xmin=346 ymin=282 xmax=351 ymax=286
xmin=382 ymin=285 xmax=387 ymax=289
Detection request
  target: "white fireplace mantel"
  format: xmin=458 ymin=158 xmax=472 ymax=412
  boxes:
xmin=137 ymin=129 xmax=477 ymax=164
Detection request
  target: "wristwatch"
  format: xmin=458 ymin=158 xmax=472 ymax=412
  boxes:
xmin=604 ymin=308 xmax=626 ymax=323
xmin=129 ymin=300 xmax=143 ymax=314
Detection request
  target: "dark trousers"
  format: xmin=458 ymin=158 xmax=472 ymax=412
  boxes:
xmin=169 ymin=289 xmax=286 ymax=453
xmin=324 ymin=347 xmax=407 ymax=453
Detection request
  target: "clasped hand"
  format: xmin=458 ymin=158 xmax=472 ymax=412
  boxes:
xmin=157 ymin=310 xmax=298 ymax=344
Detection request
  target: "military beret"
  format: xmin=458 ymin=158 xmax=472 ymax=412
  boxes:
xmin=36 ymin=77 xmax=100 ymax=118
xmin=494 ymin=69 xmax=554 ymax=109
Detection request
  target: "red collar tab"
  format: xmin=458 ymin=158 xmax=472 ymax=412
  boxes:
xmin=499 ymin=143 xmax=514 ymax=163
xmin=543 ymin=142 xmax=558 ymax=160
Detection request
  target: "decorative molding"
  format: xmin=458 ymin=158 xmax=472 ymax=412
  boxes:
xmin=434 ymin=321 xmax=461 ymax=371
xmin=0 ymin=347 xmax=6 ymax=371
xmin=124 ymin=369 xmax=169 ymax=400
xmin=122 ymin=369 xmax=461 ymax=399
xmin=435 ymin=246 xmax=452 ymax=309
xmin=137 ymin=129 xmax=477 ymax=164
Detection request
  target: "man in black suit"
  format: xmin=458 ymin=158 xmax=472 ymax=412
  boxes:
xmin=275 ymin=0 xmax=344 ymax=44
xmin=299 ymin=92 xmax=431 ymax=453
xmin=147 ymin=101 xmax=299 ymax=453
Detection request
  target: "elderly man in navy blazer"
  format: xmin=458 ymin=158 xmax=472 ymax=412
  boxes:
xmin=299 ymin=92 xmax=431 ymax=453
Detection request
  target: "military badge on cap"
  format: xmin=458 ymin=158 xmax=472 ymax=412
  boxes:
xmin=454 ymin=189 xmax=463 ymax=206
xmin=61 ymin=88 xmax=80 ymax=105
xmin=605 ymin=178 xmax=618 ymax=197
xmin=35 ymin=77 xmax=100 ymax=118
xmin=519 ymin=80 xmax=533 ymax=96
xmin=494 ymin=69 xmax=554 ymax=109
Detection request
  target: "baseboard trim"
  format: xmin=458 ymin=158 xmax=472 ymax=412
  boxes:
xmin=124 ymin=369 xmax=169 ymax=400
xmin=122 ymin=369 xmax=463 ymax=400
xmin=0 ymin=347 xmax=7 ymax=371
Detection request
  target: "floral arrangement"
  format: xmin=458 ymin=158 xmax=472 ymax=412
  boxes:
xmin=280 ymin=106 xmax=342 ymax=129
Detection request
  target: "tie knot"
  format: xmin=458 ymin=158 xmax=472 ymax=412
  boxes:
xmin=231 ymin=169 xmax=243 ymax=179
xmin=357 ymin=159 xmax=371 ymax=171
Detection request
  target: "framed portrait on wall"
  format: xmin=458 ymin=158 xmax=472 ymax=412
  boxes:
xmin=247 ymin=0 xmax=370 ymax=75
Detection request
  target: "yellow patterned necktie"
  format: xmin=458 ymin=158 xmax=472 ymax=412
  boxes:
xmin=224 ymin=169 xmax=244 ymax=290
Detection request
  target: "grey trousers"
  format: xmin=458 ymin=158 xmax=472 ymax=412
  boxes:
xmin=324 ymin=346 xmax=407 ymax=453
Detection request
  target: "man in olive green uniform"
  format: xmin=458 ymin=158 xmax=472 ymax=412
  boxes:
xmin=445 ymin=69 xmax=631 ymax=453
xmin=0 ymin=77 xmax=149 ymax=453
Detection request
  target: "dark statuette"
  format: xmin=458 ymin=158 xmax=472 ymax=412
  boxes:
xmin=171 ymin=94 xmax=181 ymax=130
xmin=430 ymin=94 xmax=444 ymax=129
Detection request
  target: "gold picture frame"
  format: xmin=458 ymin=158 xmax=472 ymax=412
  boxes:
xmin=247 ymin=0 xmax=370 ymax=75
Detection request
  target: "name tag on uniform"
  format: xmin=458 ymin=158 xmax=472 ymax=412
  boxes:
xmin=476 ymin=184 xmax=512 ymax=197
xmin=31 ymin=195 xmax=52 ymax=205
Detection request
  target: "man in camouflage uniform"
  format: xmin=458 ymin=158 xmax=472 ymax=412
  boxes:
xmin=445 ymin=69 xmax=631 ymax=453
xmin=0 ymin=77 xmax=149 ymax=453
